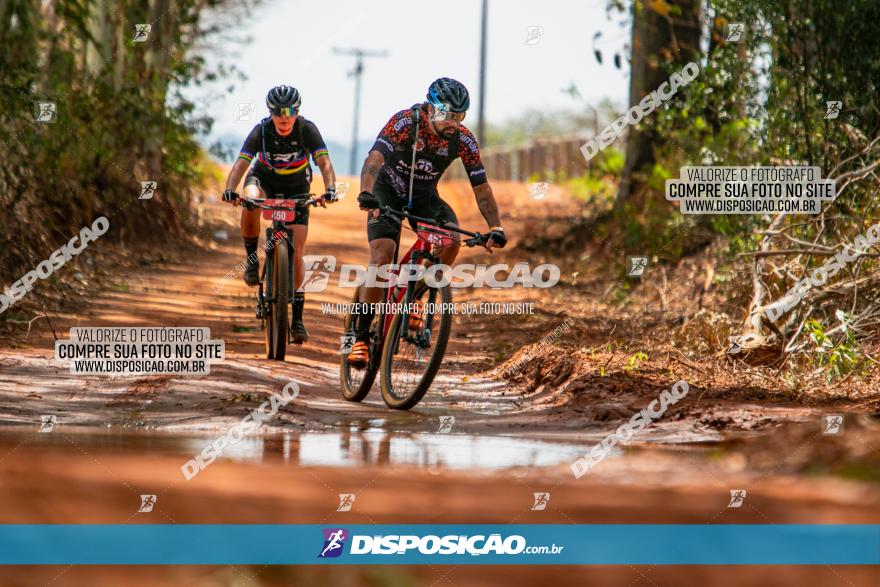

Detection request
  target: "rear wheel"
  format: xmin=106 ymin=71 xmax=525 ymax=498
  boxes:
xmin=268 ymin=241 xmax=289 ymax=361
xmin=340 ymin=287 xmax=379 ymax=401
xmin=380 ymin=282 xmax=452 ymax=410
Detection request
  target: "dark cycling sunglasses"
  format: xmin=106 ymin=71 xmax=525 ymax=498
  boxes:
xmin=270 ymin=106 xmax=299 ymax=117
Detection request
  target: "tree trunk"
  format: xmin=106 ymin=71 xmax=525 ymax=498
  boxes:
xmin=143 ymin=0 xmax=184 ymax=235
xmin=615 ymin=0 xmax=702 ymax=213
xmin=85 ymin=0 xmax=112 ymax=76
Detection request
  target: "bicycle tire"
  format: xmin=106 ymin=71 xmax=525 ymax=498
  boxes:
xmin=380 ymin=282 xmax=452 ymax=410
xmin=263 ymin=273 xmax=275 ymax=361
xmin=269 ymin=241 xmax=289 ymax=361
xmin=340 ymin=287 xmax=379 ymax=401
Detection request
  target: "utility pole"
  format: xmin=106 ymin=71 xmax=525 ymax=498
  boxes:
xmin=477 ymin=0 xmax=488 ymax=145
xmin=333 ymin=48 xmax=388 ymax=176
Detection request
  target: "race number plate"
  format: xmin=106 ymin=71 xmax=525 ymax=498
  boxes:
xmin=416 ymin=222 xmax=454 ymax=247
xmin=261 ymin=199 xmax=297 ymax=222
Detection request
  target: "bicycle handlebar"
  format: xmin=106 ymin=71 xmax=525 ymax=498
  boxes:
xmin=239 ymin=193 xmax=321 ymax=211
xmin=377 ymin=205 xmax=492 ymax=248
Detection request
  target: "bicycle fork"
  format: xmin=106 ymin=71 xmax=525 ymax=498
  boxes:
xmin=392 ymin=281 xmax=438 ymax=359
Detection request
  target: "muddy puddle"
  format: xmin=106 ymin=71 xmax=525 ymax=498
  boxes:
xmin=0 ymin=426 xmax=601 ymax=470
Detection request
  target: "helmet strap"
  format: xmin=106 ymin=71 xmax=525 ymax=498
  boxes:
xmin=260 ymin=117 xmax=272 ymax=171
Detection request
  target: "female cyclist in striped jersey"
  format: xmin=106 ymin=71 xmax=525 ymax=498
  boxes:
xmin=222 ymin=85 xmax=338 ymax=343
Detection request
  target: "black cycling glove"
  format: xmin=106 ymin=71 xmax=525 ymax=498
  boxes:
xmin=323 ymin=188 xmax=338 ymax=203
xmin=358 ymin=191 xmax=380 ymax=210
xmin=487 ymin=227 xmax=507 ymax=248
xmin=222 ymin=189 xmax=239 ymax=203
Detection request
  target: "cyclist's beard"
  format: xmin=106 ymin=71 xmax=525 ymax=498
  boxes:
xmin=430 ymin=119 xmax=456 ymax=139
xmin=439 ymin=126 xmax=456 ymax=139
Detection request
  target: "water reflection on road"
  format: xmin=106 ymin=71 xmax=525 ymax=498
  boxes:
xmin=0 ymin=426 xmax=589 ymax=471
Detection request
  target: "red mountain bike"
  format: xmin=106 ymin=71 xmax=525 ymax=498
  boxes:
xmin=340 ymin=207 xmax=490 ymax=410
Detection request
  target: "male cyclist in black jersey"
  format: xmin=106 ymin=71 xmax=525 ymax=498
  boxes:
xmin=348 ymin=77 xmax=507 ymax=367
xmin=222 ymin=85 xmax=338 ymax=343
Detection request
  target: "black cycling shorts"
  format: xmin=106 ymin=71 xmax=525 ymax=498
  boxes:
xmin=244 ymin=167 xmax=310 ymax=226
xmin=366 ymin=176 xmax=460 ymax=242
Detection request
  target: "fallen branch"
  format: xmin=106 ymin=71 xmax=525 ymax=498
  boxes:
xmin=739 ymin=249 xmax=880 ymax=258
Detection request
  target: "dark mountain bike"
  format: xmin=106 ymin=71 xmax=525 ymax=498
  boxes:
xmin=340 ymin=209 xmax=490 ymax=410
xmin=239 ymin=193 xmax=324 ymax=361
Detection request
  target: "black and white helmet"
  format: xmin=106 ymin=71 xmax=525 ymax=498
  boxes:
xmin=427 ymin=77 xmax=470 ymax=112
xmin=266 ymin=85 xmax=301 ymax=112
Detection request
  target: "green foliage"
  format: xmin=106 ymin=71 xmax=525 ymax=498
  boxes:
xmin=0 ymin=0 xmax=246 ymax=282
xmin=805 ymin=311 xmax=864 ymax=380
xmin=610 ymin=0 xmax=880 ymax=310
xmin=654 ymin=0 xmax=880 ymax=170
xmin=565 ymin=147 xmax=624 ymax=206
xmin=624 ymin=351 xmax=649 ymax=373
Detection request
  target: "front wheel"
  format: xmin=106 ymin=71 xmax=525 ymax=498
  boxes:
xmin=340 ymin=287 xmax=379 ymax=401
xmin=267 ymin=241 xmax=289 ymax=361
xmin=380 ymin=282 xmax=452 ymax=410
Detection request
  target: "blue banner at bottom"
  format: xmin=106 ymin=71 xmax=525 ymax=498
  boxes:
xmin=1 ymin=525 xmax=878 ymax=565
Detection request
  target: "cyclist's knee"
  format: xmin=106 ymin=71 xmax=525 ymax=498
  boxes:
xmin=240 ymin=197 xmax=261 ymax=221
xmin=440 ymin=242 xmax=460 ymax=265
xmin=370 ymin=251 xmax=393 ymax=267
xmin=292 ymin=226 xmax=308 ymax=251
xmin=368 ymin=239 xmax=395 ymax=266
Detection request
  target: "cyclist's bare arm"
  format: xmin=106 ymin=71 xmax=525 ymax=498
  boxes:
xmin=314 ymin=153 xmax=336 ymax=190
xmin=224 ymin=159 xmax=251 ymax=206
xmin=474 ymin=182 xmax=501 ymax=229
xmin=314 ymin=153 xmax=337 ymax=207
xmin=360 ymin=149 xmax=384 ymax=194
xmin=474 ymin=183 xmax=503 ymax=251
xmin=360 ymin=149 xmax=385 ymax=218
xmin=225 ymin=158 xmax=250 ymax=192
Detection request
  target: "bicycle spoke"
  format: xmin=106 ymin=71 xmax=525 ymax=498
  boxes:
xmin=340 ymin=299 xmax=379 ymax=401
xmin=382 ymin=284 xmax=452 ymax=407
xmin=389 ymin=339 xmax=430 ymax=398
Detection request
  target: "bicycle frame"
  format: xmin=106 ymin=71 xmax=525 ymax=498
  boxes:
xmin=241 ymin=194 xmax=316 ymax=321
xmin=372 ymin=207 xmax=486 ymax=346
xmin=381 ymin=233 xmax=436 ymax=340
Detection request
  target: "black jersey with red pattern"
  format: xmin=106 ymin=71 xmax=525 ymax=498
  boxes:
xmin=371 ymin=103 xmax=487 ymax=199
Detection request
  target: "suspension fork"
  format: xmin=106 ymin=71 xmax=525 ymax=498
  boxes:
xmin=284 ymin=224 xmax=295 ymax=304
xmin=262 ymin=227 xmax=275 ymax=313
